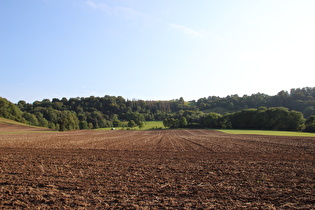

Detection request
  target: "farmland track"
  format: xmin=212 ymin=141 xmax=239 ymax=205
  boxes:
xmin=0 ymin=126 xmax=314 ymax=209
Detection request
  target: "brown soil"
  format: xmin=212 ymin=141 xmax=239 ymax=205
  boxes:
xmin=0 ymin=123 xmax=52 ymax=133
xmin=0 ymin=125 xmax=314 ymax=209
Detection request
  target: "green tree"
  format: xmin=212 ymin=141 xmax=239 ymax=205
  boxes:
xmin=52 ymin=101 xmax=63 ymax=110
xmin=55 ymin=123 xmax=60 ymax=131
xmin=138 ymin=121 xmax=145 ymax=129
xmin=303 ymin=106 xmax=315 ymax=118
xmin=163 ymin=118 xmax=178 ymax=128
xmin=59 ymin=111 xmax=79 ymax=131
xmin=22 ymin=112 xmax=39 ymax=126
xmin=287 ymin=110 xmax=305 ymax=131
xmin=0 ymin=97 xmax=24 ymax=122
xmin=79 ymin=121 xmax=88 ymax=130
xmin=305 ymin=116 xmax=315 ymax=132
xmin=138 ymin=113 xmax=145 ymax=124
xmin=128 ymin=120 xmax=136 ymax=128
xmin=178 ymin=117 xmax=188 ymax=128
xmin=48 ymin=121 xmax=56 ymax=129
xmin=113 ymin=120 xmax=122 ymax=127
xmin=17 ymin=100 xmax=27 ymax=110
xmin=200 ymin=113 xmax=221 ymax=128
xmin=98 ymin=119 xmax=108 ymax=128
xmin=163 ymin=118 xmax=170 ymax=128
xmin=38 ymin=116 xmax=49 ymax=127
xmin=265 ymin=107 xmax=290 ymax=130
xmin=219 ymin=114 xmax=232 ymax=129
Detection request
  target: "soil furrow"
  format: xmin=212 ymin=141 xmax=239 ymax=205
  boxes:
xmin=0 ymin=126 xmax=314 ymax=209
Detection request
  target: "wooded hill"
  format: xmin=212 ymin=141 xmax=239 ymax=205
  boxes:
xmin=1 ymin=87 xmax=315 ymax=132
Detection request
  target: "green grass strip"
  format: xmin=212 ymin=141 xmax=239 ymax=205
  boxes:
xmin=0 ymin=117 xmax=55 ymax=133
xmin=216 ymin=129 xmax=315 ymax=137
xmin=96 ymin=121 xmax=165 ymax=131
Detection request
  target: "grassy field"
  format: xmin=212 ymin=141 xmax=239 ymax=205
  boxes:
xmin=138 ymin=121 xmax=164 ymax=130
xmin=2 ymin=117 xmax=314 ymax=137
xmin=97 ymin=121 xmax=165 ymax=131
xmin=0 ymin=117 xmax=55 ymax=133
xmin=217 ymin=129 xmax=315 ymax=137
xmin=0 ymin=117 xmax=29 ymax=126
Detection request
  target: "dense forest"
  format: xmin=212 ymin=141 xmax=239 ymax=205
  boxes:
xmin=1 ymin=87 xmax=315 ymax=132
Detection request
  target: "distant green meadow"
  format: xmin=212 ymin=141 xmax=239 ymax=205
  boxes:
xmin=2 ymin=117 xmax=314 ymax=137
xmin=98 ymin=122 xmax=315 ymax=136
xmin=96 ymin=121 xmax=165 ymax=131
xmin=217 ymin=129 xmax=315 ymax=137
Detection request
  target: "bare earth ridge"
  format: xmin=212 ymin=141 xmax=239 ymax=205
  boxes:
xmin=0 ymin=124 xmax=314 ymax=209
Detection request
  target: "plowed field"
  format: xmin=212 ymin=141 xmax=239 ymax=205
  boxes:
xmin=0 ymin=124 xmax=314 ymax=209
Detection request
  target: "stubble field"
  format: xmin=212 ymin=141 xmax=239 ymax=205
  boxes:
xmin=0 ymin=124 xmax=314 ymax=209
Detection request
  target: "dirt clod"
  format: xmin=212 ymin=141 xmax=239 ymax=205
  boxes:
xmin=0 ymin=126 xmax=314 ymax=209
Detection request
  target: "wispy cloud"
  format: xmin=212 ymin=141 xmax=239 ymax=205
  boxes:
xmin=86 ymin=0 xmax=142 ymax=19
xmin=86 ymin=0 xmax=110 ymax=12
xmin=169 ymin=23 xmax=208 ymax=38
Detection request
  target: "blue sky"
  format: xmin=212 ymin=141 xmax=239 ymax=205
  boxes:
xmin=1 ymin=0 xmax=315 ymax=103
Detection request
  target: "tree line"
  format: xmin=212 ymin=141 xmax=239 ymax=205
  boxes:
xmin=0 ymin=87 xmax=315 ymax=132
xmin=12 ymin=96 xmax=185 ymax=131
xmin=195 ymin=87 xmax=315 ymax=118
xmin=163 ymin=107 xmax=313 ymax=132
